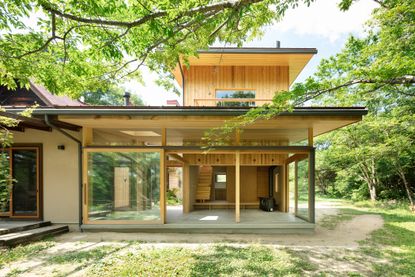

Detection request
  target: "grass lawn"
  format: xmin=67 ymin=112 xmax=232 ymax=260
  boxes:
xmin=0 ymin=199 xmax=414 ymax=276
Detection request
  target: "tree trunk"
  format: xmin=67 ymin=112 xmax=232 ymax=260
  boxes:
xmin=358 ymin=161 xmax=377 ymax=201
xmin=397 ymin=166 xmax=415 ymax=210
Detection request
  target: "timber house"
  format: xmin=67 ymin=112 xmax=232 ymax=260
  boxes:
xmin=0 ymin=47 xmax=367 ymax=233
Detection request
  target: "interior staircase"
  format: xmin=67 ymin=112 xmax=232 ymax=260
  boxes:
xmin=0 ymin=221 xmax=69 ymax=247
xmin=195 ymin=166 xmax=213 ymax=202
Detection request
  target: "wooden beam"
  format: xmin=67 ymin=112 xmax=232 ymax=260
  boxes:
xmin=49 ymin=119 xmax=82 ymax=131
xmin=285 ymin=153 xmax=308 ymax=164
xmin=235 ymin=151 xmax=240 ymax=223
xmin=0 ymin=111 xmax=51 ymax=131
xmin=166 ymin=160 xmax=183 ymax=167
xmin=167 ymin=153 xmax=187 ymax=163
xmin=1 ymin=125 xmax=25 ymax=132
xmin=308 ymin=127 xmax=313 ymax=147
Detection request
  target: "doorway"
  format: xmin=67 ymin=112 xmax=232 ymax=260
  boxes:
xmin=0 ymin=145 xmax=42 ymax=219
xmin=213 ymin=167 xmax=227 ymax=201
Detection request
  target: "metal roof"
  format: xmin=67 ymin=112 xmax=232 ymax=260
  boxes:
xmin=5 ymin=106 xmax=368 ymax=117
xmin=197 ymin=47 xmax=318 ymax=54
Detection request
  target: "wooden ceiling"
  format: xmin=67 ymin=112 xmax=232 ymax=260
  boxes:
xmin=59 ymin=114 xmax=361 ymax=143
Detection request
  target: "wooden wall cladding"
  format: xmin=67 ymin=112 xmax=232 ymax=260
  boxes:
xmin=184 ymin=65 xmax=289 ymax=106
xmin=183 ymin=153 xmax=286 ymax=165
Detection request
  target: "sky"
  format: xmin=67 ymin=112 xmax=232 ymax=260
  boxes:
xmin=124 ymin=0 xmax=378 ymax=106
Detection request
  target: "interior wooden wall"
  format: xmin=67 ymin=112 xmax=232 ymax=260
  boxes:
xmin=183 ymin=153 xmax=286 ymax=166
xmin=183 ymin=66 xmax=289 ymax=106
xmin=227 ymin=166 xmax=274 ymax=206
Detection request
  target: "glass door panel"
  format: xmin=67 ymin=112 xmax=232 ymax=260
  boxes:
xmin=87 ymin=151 xmax=161 ymax=222
xmin=296 ymin=158 xmax=310 ymax=220
xmin=0 ymin=150 xmax=11 ymax=216
xmin=11 ymin=149 xmax=39 ymax=217
xmin=286 ymin=154 xmax=311 ymax=222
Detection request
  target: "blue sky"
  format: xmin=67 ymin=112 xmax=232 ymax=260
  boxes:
xmin=125 ymin=0 xmax=377 ymax=105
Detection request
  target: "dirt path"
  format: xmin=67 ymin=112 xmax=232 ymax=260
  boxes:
xmin=0 ymin=201 xmax=385 ymax=277
xmin=54 ymin=200 xmax=383 ymax=248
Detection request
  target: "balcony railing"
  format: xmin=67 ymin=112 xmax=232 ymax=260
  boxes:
xmin=193 ymin=98 xmax=272 ymax=107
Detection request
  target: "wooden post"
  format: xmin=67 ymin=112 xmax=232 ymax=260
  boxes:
xmin=82 ymin=127 xmax=93 ymax=146
xmin=183 ymin=163 xmax=190 ymax=213
xmin=308 ymin=128 xmax=313 ymax=147
xmin=161 ymin=128 xmax=167 ymax=146
xmin=235 ymin=151 xmax=240 ymax=223
xmin=160 ymin=149 xmax=166 ymax=224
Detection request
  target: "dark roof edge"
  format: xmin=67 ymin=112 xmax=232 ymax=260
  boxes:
xmin=5 ymin=107 xmax=368 ymax=117
xmin=198 ymin=47 xmax=318 ymax=54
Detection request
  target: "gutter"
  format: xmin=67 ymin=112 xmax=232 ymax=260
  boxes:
xmin=7 ymin=107 xmax=369 ymax=117
xmin=44 ymin=115 xmax=83 ymax=231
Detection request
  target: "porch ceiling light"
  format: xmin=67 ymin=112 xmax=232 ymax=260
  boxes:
xmin=121 ymin=131 xmax=161 ymax=137
xmin=200 ymin=216 xmax=219 ymax=221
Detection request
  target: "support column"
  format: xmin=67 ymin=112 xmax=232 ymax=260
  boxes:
xmin=160 ymin=149 xmax=166 ymax=224
xmin=183 ymin=163 xmax=190 ymax=213
xmin=309 ymin=148 xmax=316 ymax=223
xmin=235 ymin=151 xmax=240 ymax=223
xmin=308 ymin=128 xmax=313 ymax=146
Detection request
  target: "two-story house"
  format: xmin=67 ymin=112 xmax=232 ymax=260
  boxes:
xmin=0 ymin=47 xmax=367 ymax=233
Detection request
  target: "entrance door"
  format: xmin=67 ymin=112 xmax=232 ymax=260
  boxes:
xmin=0 ymin=145 xmax=42 ymax=219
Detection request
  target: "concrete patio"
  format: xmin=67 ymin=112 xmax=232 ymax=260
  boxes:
xmin=82 ymin=206 xmax=314 ymax=234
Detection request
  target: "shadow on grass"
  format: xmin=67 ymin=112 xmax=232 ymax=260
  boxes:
xmin=343 ymin=202 xmax=415 ymax=276
xmin=190 ymin=245 xmax=316 ymax=276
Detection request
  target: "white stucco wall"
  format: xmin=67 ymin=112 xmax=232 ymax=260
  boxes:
xmin=12 ymin=128 xmax=80 ymax=224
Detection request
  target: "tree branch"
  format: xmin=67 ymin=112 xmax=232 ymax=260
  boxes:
xmin=296 ymin=76 xmax=415 ymax=105
xmin=41 ymin=0 xmax=263 ymax=28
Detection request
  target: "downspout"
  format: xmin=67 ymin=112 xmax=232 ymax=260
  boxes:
xmin=44 ymin=114 xmax=83 ymax=231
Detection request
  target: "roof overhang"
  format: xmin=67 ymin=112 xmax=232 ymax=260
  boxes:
xmin=4 ymin=106 xmax=366 ymax=142
xmin=0 ymin=111 xmax=81 ymax=132
xmin=173 ymin=47 xmax=318 ymax=87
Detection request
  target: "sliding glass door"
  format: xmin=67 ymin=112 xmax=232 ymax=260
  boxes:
xmin=84 ymin=149 xmax=163 ymax=224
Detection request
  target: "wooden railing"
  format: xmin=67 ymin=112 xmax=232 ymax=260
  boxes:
xmin=193 ymin=98 xmax=272 ymax=107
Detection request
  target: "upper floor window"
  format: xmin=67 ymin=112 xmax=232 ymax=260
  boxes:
xmin=216 ymin=90 xmax=256 ymax=107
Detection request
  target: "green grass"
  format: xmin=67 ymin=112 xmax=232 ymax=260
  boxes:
xmin=47 ymin=245 xmax=119 ymax=264
xmin=88 ymin=245 xmax=317 ymax=277
xmin=318 ymin=199 xmax=415 ymax=276
xmin=319 ymin=208 xmax=367 ymax=230
xmin=1 ymin=199 xmax=414 ymax=276
xmin=355 ymin=201 xmax=415 ymax=276
xmin=0 ymin=239 xmax=55 ymax=269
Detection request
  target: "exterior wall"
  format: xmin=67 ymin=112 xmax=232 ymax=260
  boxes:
xmin=183 ymin=65 xmax=289 ymax=106
xmin=11 ymin=129 xmax=80 ymax=224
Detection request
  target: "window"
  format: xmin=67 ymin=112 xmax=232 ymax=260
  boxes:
xmin=87 ymin=151 xmax=161 ymax=222
xmin=216 ymin=90 xmax=256 ymax=107
xmin=215 ymin=174 xmax=227 ymax=183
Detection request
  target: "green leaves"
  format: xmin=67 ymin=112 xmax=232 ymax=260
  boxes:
xmin=0 ymin=0 xmax=310 ymax=96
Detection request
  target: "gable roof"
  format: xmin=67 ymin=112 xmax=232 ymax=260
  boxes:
xmin=0 ymin=81 xmax=85 ymax=107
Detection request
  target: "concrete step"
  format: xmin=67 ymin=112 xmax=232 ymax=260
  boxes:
xmin=0 ymin=225 xmax=69 ymax=247
xmin=0 ymin=221 xmax=51 ymax=235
